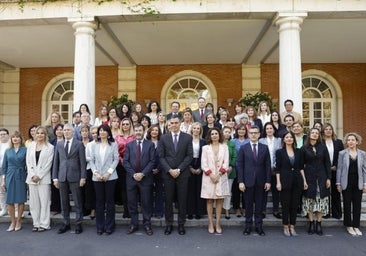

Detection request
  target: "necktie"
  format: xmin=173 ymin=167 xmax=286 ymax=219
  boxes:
xmin=174 ymin=134 xmax=178 ymax=152
xmin=253 ymin=143 xmax=257 ymax=160
xmin=65 ymin=140 xmax=69 ymax=156
xmin=136 ymin=140 xmax=141 ymax=172
xmin=200 ymin=109 xmax=204 ymax=120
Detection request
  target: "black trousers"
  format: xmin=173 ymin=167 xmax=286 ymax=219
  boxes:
xmin=331 ymin=171 xmax=342 ymax=218
xmin=280 ymin=182 xmax=302 ymax=226
xmin=342 ymin=174 xmax=362 ymax=228
xmin=94 ymin=180 xmax=117 ymax=232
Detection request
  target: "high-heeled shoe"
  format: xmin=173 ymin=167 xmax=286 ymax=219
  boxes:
xmin=15 ymin=225 xmax=22 ymax=231
xmin=6 ymin=224 xmax=15 ymax=232
xmin=215 ymin=226 xmax=222 ymax=234
xmin=290 ymin=226 xmax=298 ymax=237
xmin=283 ymin=227 xmax=291 ymax=237
xmin=208 ymin=225 xmax=215 ymax=234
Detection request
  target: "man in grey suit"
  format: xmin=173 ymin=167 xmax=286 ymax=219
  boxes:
xmin=124 ymin=124 xmax=156 ymax=235
xmin=52 ymin=124 xmax=86 ymax=234
xmin=192 ymin=97 xmax=211 ymax=126
xmin=158 ymin=116 xmax=193 ymax=235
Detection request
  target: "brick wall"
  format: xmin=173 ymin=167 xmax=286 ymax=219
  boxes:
xmin=136 ymin=64 xmax=242 ymax=114
xmin=19 ymin=66 xmax=118 ymax=136
xmin=261 ymin=63 xmax=366 ymax=143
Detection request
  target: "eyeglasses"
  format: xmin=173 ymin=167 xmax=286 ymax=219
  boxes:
xmin=122 ymin=123 xmax=130 ymax=126
xmin=0 ymin=133 xmax=7 ymax=136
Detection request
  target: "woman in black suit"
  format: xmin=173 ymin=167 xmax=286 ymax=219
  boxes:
xmin=322 ymin=123 xmax=344 ymax=219
xmin=276 ymin=131 xmax=307 ymax=237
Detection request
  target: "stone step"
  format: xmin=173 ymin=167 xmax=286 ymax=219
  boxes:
xmin=1 ymin=211 xmax=365 ymax=228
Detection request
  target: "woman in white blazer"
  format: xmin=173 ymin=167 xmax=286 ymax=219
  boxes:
xmin=89 ymin=124 xmax=119 ymax=235
xmin=26 ymin=126 xmax=54 ymax=232
xmin=337 ymin=132 xmax=366 ymax=236
xmin=201 ymin=127 xmax=229 ymax=234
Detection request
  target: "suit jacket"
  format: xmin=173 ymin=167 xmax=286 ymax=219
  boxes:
xmin=300 ymin=143 xmax=331 ymax=198
xmin=236 ymin=142 xmax=271 ymax=188
xmin=259 ymin=137 xmax=282 ymax=168
xmin=26 ymin=141 xmax=54 ymax=185
xmin=89 ymin=141 xmax=119 ymax=181
xmin=275 ymin=148 xmax=303 ymax=189
xmin=124 ymin=139 xmax=156 ymax=182
xmin=324 ymin=139 xmax=344 ymax=167
xmin=192 ymin=108 xmax=211 ymax=125
xmin=166 ymin=112 xmax=182 ymax=121
xmin=52 ymin=139 xmax=86 ymax=182
xmin=337 ymin=149 xmax=366 ymax=190
xmin=201 ymin=143 xmax=230 ymax=198
xmin=158 ymin=132 xmax=193 ymax=178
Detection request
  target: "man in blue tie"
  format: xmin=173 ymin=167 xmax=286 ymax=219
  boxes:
xmin=158 ymin=116 xmax=193 ymax=235
xmin=237 ymin=125 xmax=271 ymax=236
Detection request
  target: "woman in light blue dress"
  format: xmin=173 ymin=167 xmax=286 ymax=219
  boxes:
xmin=1 ymin=131 xmax=27 ymax=232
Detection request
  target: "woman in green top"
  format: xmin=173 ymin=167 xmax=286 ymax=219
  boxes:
xmin=222 ymin=126 xmax=237 ymax=219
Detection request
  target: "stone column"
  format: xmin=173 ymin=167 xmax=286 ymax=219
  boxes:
xmin=69 ymin=18 xmax=97 ymax=116
xmin=274 ymin=12 xmax=307 ymax=114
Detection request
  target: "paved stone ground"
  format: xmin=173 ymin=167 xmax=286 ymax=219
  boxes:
xmin=1 ymin=223 xmax=366 ymax=256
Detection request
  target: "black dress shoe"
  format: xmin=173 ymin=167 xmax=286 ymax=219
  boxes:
xmin=126 ymin=226 xmax=138 ymax=234
xmin=164 ymin=225 xmax=173 ymax=235
xmin=144 ymin=226 xmax=153 ymax=236
xmin=273 ymin=212 xmax=282 ymax=219
xmin=105 ymin=230 xmax=113 ymax=235
xmin=255 ymin=227 xmax=265 ymax=236
xmin=187 ymin=215 xmax=193 ymax=220
xmin=178 ymin=225 xmax=186 ymax=235
xmin=75 ymin=224 xmax=83 ymax=234
xmin=97 ymin=230 xmax=103 ymax=235
xmin=243 ymin=227 xmax=251 ymax=236
xmin=195 ymin=215 xmax=201 ymax=220
xmin=57 ymin=224 xmax=70 ymax=234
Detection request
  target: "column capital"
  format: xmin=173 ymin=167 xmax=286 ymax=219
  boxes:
xmin=274 ymin=12 xmax=307 ymax=32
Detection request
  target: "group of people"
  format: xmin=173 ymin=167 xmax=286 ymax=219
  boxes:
xmin=0 ymin=98 xmax=365 ymax=238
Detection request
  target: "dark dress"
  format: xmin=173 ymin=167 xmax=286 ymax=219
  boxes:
xmin=1 ymin=147 xmax=27 ymax=204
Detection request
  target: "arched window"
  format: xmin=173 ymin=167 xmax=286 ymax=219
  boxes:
xmin=161 ymin=70 xmax=217 ymax=112
xmin=48 ymin=79 xmax=74 ymax=124
xmin=302 ymin=75 xmax=337 ymax=132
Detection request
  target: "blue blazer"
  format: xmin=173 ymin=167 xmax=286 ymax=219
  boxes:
xmin=158 ymin=132 xmax=193 ymax=178
xmin=236 ymin=142 xmax=271 ymax=188
xmin=89 ymin=142 xmax=119 ymax=181
xmin=124 ymin=139 xmax=156 ymax=182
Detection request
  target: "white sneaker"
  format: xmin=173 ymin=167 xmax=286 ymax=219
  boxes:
xmin=347 ymin=227 xmax=357 ymax=236
xmin=0 ymin=209 xmax=8 ymax=217
xmin=354 ymin=228 xmax=363 ymax=236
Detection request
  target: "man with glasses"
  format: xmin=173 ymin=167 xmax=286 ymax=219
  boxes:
xmin=74 ymin=112 xmax=92 ymax=141
xmin=237 ymin=125 xmax=271 ymax=236
xmin=0 ymin=128 xmax=9 ymax=216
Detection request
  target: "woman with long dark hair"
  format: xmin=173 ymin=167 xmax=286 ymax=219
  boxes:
xmin=89 ymin=124 xmax=119 ymax=235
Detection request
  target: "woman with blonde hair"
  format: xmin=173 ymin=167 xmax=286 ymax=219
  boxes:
xmin=258 ymin=101 xmax=271 ymax=125
xmin=187 ymin=122 xmax=206 ymax=220
xmin=94 ymin=105 xmax=109 ymax=126
xmin=43 ymin=111 xmax=64 ymax=142
xmin=337 ymin=132 xmax=366 ymax=236
xmin=1 ymin=131 xmax=27 ymax=231
xmin=26 ymin=126 xmax=54 ymax=232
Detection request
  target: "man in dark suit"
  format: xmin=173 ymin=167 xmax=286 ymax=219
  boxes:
xmin=124 ymin=124 xmax=156 ymax=236
xmin=158 ymin=116 xmax=193 ymax=235
xmin=166 ymin=101 xmax=182 ymax=121
xmin=192 ymin=97 xmax=211 ymax=126
xmin=237 ymin=125 xmax=271 ymax=236
xmin=52 ymin=124 xmax=86 ymax=234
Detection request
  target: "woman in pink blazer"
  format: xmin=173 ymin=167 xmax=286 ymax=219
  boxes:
xmin=201 ymin=127 xmax=229 ymax=234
